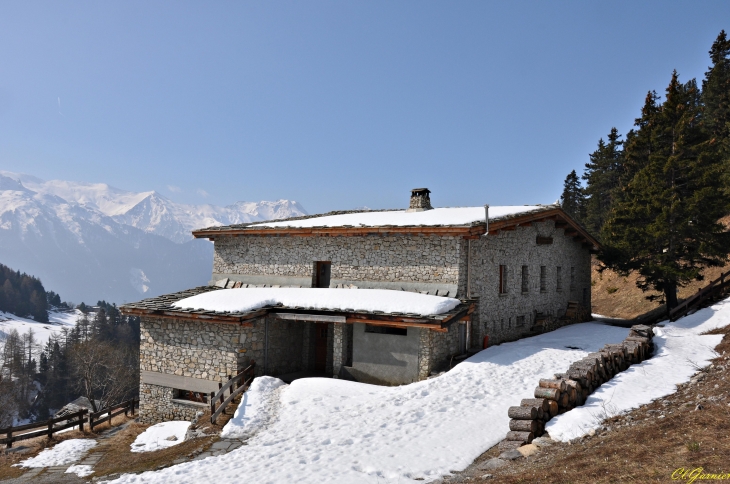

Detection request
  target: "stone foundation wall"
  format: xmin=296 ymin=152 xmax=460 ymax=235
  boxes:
xmin=417 ymin=322 xmax=463 ymax=378
xmin=139 ymin=315 xmax=313 ymax=423
xmin=139 ymin=383 xmax=205 ymax=424
xmin=212 ymin=235 xmax=462 ymax=286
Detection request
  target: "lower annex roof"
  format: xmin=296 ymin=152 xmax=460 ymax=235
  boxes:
xmin=120 ymin=286 xmax=473 ymax=332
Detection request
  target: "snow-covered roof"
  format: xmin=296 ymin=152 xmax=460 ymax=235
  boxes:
xmin=173 ymin=288 xmax=460 ymax=317
xmin=192 ymin=205 xmax=559 ymax=236
xmin=121 ymin=286 xmax=471 ymax=327
xmin=249 ymin=205 xmax=548 ymax=229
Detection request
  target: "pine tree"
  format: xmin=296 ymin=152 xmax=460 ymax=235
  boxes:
xmin=560 ymin=170 xmax=586 ymax=222
xmin=602 ymin=71 xmax=730 ymax=310
xmin=702 ymin=31 xmax=730 ymax=194
xmin=583 ymin=128 xmax=624 ymax=236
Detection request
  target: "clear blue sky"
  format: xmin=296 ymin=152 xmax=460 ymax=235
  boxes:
xmin=1 ymin=2 xmax=728 ymax=213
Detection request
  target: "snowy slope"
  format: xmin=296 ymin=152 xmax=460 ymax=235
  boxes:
xmin=108 ymin=299 xmax=730 ymax=484
xmin=0 ymin=309 xmax=80 ymax=343
xmin=0 ymin=172 xmax=307 ymax=303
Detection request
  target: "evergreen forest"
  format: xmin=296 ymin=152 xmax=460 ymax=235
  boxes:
xmin=0 ymin=265 xmax=140 ymax=426
xmin=560 ymin=31 xmax=730 ymax=311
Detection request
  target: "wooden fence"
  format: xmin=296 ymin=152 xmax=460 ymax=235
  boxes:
xmin=0 ymin=397 xmax=139 ymax=449
xmin=210 ymin=361 xmax=256 ymax=424
xmin=1 ymin=409 xmax=87 ymax=449
xmin=89 ymin=398 xmax=139 ymax=430
xmin=669 ymin=269 xmax=730 ymax=321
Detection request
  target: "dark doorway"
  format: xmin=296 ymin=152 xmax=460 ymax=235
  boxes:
xmin=314 ymin=261 xmax=331 ymax=288
xmin=314 ymin=323 xmax=328 ymax=371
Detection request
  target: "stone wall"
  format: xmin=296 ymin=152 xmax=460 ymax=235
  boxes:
xmin=212 ymin=235 xmax=463 ymax=287
xmin=417 ymin=321 xmax=463 ymax=378
xmin=139 ymin=315 xmax=312 ymax=423
xmin=139 ymin=383 xmax=205 ymax=424
xmin=467 ymin=220 xmax=592 ymax=346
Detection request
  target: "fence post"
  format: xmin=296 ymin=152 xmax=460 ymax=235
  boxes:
xmin=6 ymin=428 xmax=12 ymax=449
xmin=79 ymin=410 xmax=85 ymax=433
xmin=219 ymin=382 xmax=224 ymax=405
xmin=47 ymin=419 xmax=53 ymax=440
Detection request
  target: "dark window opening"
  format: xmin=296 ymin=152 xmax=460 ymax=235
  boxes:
xmin=499 ymin=265 xmax=508 ymax=294
xmin=173 ymin=389 xmax=209 ymax=404
xmin=313 ymin=261 xmax=331 ymax=288
xmin=536 ymin=236 xmax=553 ymax=245
xmin=556 ymin=266 xmax=563 ymax=292
xmin=570 ymin=266 xmax=575 ymax=291
xmin=516 ymin=315 xmax=525 ymax=327
xmin=521 ymin=265 xmax=529 ymax=293
xmin=540 ymin=266 xmax=547 ymax=292
xmin=364 ymin=325 xmax=407 ymax=336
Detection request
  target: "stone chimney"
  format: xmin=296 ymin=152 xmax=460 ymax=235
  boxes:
xmin=407 ymin=188 xmax=433 ymax=212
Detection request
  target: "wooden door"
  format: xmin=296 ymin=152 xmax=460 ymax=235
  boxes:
xmin=314 ymin=323 xmax=328 ymax=371
xmin=314 ymin=261 xmax=331 ymax=288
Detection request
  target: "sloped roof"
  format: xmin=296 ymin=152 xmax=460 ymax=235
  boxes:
xmin=120 ymin=286 xmax=473 ymax=331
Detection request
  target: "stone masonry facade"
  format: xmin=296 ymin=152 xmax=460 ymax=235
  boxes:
xmin=138 ymin=214 xmax=593 ymax=422
xmin=467 ymin=220 xmax=592 ymax=346
xmin=213 ymin=235 xmax=462 ymax=286
xmin=139 ymin=315 xmax=314 ymax=423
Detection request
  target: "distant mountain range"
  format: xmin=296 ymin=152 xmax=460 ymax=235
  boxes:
xmin=0 ymin=172 xmax=307 ymax=304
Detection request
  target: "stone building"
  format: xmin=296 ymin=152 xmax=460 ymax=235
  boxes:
xmin=121 ymin=189 xmax=598 ymax=423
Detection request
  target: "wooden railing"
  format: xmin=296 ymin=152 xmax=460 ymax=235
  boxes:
xmin=0 ymin=409 xmax=88 ymax=449
xmin=669 ymin=270 xmax=730 ymax=321
xmin=210 ymin=361 xmax=256 ymax=424
xmin=89 ymin=398 xmax=139 ymax=430
xmin=0 ymin=397 xmax=139 ymax=448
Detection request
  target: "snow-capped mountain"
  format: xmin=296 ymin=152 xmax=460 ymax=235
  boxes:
xmin=0 ymin=172 xmax=307 ymax=304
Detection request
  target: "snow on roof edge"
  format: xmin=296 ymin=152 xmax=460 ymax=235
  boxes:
xmin=194 ymin=204 xmax=559 ymax=232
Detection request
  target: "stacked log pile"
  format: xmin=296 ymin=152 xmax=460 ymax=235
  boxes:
xmin=498 ymin=324 xmax=654 ymax=452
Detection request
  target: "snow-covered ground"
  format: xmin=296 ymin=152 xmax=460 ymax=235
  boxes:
xmin=547 ymin=300 xmax=729 ymax=441
xmin=16 ymin=439 xmax=97 ymax=468
xmin=174 ymin=288 xmax=460 ymax=316
xmin=130 ymin=421 xmax=191 ymax=453
xmin=107 ymin=299 xmax=730 ymax=484
xmin=0 ymin=309 xmax=80 ymax=344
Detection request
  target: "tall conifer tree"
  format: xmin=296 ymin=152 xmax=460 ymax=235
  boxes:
xmin=702 ymin=31 xmax=730 ymax=193
xmin=560 ymin=170 xmax=586 ymax=223
xmin=602 ymin=71 xmax=730 ymax=310
xmin=583 ymin=128 xmax=624 ymax=236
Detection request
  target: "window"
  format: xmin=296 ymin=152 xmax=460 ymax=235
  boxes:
xmin=536 ymin=236 xmax=553 ymax=245
xmin=499 ymin=265 xmax=508 ymax=294
xmin=364 ymin=325 xmax=407 ymax=336
xmin=540 ymin=266 xmax=547 ymax=292
xmin=516 ymin=315 xmax=525 ymax=327
xmin=173 ymin=389 xmax=209 ymax=405
xmin=556 ymin=266 xmax=562 ymax=292
xmin=570 ymin=266 xmax=575 ymax=291
xmin=521 ymin=266 xmax=529 ymax=293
